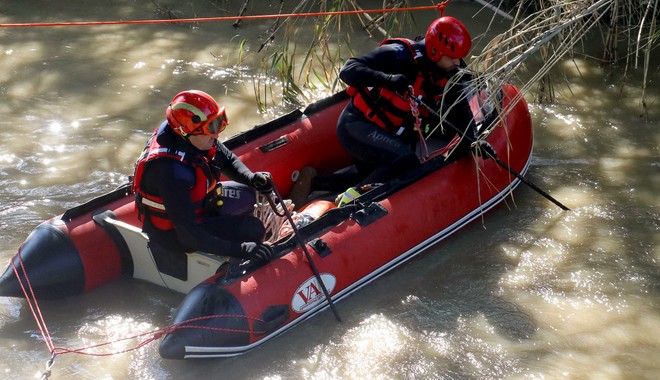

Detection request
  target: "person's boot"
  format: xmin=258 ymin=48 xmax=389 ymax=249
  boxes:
xmin=335 ymin=187 xmax=362 ymax=207
xmin=289 ymin=166 xmax=317 ymax=210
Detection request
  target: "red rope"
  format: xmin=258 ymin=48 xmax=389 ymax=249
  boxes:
xmin=52 ymin=314 xmax=266 ymax=357
xmin=0 ymin=4 xmax=445 ymax=28
xmin=10 ymin=248 xmax=266 ymax=358
xmin=437 ymin=0 xmax=450 ymax=17
xmin=10 ymin=250 xmax=56 ymax=355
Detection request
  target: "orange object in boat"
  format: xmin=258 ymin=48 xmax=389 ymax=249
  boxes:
xmin=279 ymin=200 xmax=336 ymax=238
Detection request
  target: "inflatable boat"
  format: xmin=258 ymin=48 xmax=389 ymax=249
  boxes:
xmin=0 ymin=85 xmax=533 ymax=359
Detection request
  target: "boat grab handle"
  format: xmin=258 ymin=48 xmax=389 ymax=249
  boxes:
xmin=259 ymin=136 xmax=288 ymax=153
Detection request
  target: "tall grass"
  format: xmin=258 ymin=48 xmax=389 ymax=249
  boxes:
xmin=248 ymin=0 xmax=414 ymax=111
xmin=471 ymin=0 xmax=658 ymax=115
xmin=226 ymin=0 xmax=657 ymax=116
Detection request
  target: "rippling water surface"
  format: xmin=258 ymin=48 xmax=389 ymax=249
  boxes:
xmin=1 ymin=1 xmax=658 ymax=379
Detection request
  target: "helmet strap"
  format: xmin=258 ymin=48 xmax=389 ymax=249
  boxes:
xmin=177 ymin=126 xmax=190 ymax=137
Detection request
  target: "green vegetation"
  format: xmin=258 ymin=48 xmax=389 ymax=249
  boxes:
xmin=155 ymin=0 xmax=657 ymax=115
xmin=242 ymin=0 xmax=658 ymax=116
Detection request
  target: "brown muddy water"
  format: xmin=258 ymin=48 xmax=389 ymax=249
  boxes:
xmin=1 ymin=1 xmax=658 ymax=379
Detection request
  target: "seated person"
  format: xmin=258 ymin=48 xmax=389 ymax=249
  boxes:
xmin=132 ymin=90 xmax=274 ymax=276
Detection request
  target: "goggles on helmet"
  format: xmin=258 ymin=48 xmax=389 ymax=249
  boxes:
xmin=166 ymin=90 xmax=230 ymax=137
xmin=187 ymin=109 xmax=228 ymax=136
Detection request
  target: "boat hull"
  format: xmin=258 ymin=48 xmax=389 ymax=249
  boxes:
xmin=158 ymin=86 xmax=534 ymax=358
xmin=0 ymin=86 xmax=533 ymax=359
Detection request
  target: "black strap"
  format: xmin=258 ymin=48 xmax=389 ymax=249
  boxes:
xmin=357 ymin=87 xmax=405 ymax=135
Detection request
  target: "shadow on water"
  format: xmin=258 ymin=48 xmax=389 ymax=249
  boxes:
xmin=0 ymin=1 xmax=280 ymax=239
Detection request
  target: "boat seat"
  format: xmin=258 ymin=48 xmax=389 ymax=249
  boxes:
xmin=103 ymin=217 xmax=228 ymax=294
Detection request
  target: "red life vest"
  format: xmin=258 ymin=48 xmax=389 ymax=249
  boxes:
xmin=132 ymin=129 xmax=217 ymax=231
xmin=346 ymin=38 xmax=450 ymax=136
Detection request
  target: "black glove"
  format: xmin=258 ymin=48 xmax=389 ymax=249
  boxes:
xmin=240 ymin=242 xmax=274 ymax=263
xmin=472 ymin=140 xmax=496 ymax=160
xmin=251 ymin=172 xmax=273 ymax=194
xmin=384 ymin=74 xmax=410 ymax=94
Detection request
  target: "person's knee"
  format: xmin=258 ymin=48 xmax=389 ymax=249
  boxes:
xmin=392 ymin=153 xmax=421 ymax=171
xmin=219 ymin=181 xmax=257 ymax=215
xmin=241 ymin=216 xmax=266 ymax=242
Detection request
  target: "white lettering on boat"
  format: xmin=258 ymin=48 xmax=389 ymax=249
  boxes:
xmin=291 ymin=274 xmax=336 ymax=313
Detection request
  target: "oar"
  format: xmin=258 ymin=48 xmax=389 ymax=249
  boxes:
xmin=401 ymin=92 xmax=570 ymax=211
xmin=266 ymin=182 xmax=342 ymax=322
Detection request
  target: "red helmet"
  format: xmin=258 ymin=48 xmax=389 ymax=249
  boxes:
xmin=165 ymin=90 xmax=228 ymax=137
xmin=425 ymin=17 xmax=472 ymax=62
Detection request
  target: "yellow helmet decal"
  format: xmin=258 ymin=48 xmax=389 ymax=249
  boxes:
xmin=171 ymin=102 xmax=208 ymax=122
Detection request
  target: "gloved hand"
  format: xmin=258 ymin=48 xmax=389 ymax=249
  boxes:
xmin=240 ymin=242 xmax=274 ymax=263
xmin=385 ymin=74 xmax=410 ymax=94
xmin=251 ymin=172 xmax=273 ymax=194
xmin=471 ymin=140 xmax=496 ymax=160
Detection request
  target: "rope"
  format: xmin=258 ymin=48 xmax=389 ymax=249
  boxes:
xmin=49 ymin=313 xmax=265 ymax=357
xmin=254 ymin=193 xmax=294 ymax=243
xmin=10 ymin=251 xmax=58 ymax=378
xmin=10 ymin=251 xmax=56 ymax=352
xmin=9 ymin=249 xmax=266 ymax=361
xmin=406 ymin=86 xmax=430 ymax=161
xmin=0 ymin=4 xmax=445 ymax=28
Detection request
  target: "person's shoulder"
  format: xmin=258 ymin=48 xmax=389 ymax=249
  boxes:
xmin=155 ymin=122 xmax=178 ymax=147
xmin=380 ymin=38 xmax=411 ymax=50
xmin=147 ymin=154 xmax=189 ymax=170
xmin=379 ymin=38 xmax=421 ymax=58
xmin=158 ymin=158 xmax=196 ymax=183
xmin=214 ymin=140 xmax=230 ymax=150
xmin=212 ymin=140 xmax=234 ymax=157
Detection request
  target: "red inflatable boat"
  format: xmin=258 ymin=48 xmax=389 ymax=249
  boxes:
xmin=0 ymin=85 xmax=533 ymax=359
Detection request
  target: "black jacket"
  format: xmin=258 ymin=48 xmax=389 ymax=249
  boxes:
xmin=139 ymin=123 xmax=255 ymax=257
xmin=340 ymin=39 xmax=477 ymax=153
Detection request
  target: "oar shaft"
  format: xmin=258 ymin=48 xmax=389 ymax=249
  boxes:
xmin=492 ymin=156 xmax=570 ymax=210
xmin=403 ymin=92 xmax=570 ymax=211
xmin=269 ymin=185 xmax=342 ymax=322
